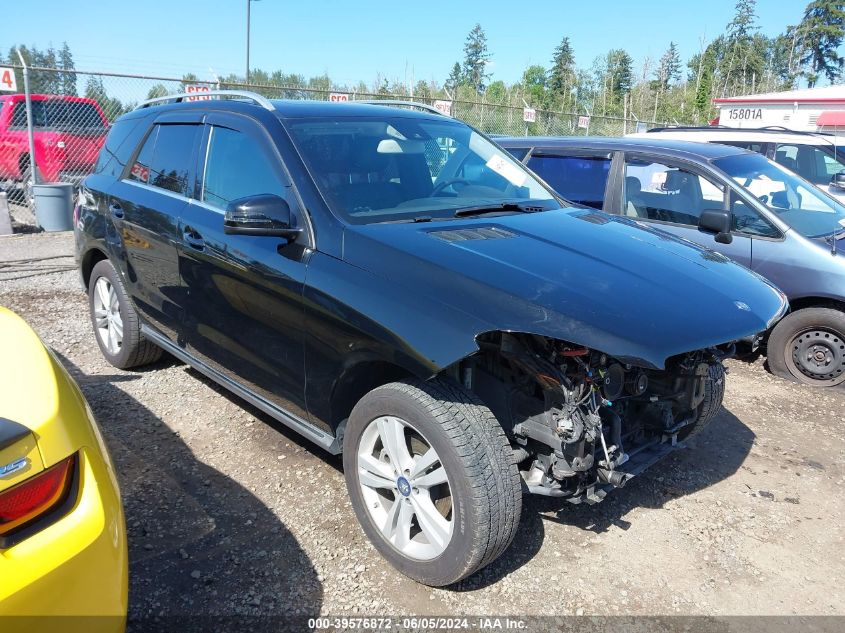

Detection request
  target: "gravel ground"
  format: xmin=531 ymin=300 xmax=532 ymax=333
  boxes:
xmin=1 ymin=232 xmax=844 ymax=624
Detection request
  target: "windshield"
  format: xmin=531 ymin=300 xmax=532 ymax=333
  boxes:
xmin=713 ymin=152 xmax=845 ymax=238
xmin=287 ymin=116 xmax=560 ymax=224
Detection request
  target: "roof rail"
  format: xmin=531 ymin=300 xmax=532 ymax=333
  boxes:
xmin=353 ymin=99 xmax=448 ymax=117
xmin=134 ymin=90 xmax=275 ymax=112
xmin=646 ymin=124 xmax=834 ymax=138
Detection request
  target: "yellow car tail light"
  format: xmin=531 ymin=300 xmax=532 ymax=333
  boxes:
xmin=0 ymin=454 xmax=75 ymax=538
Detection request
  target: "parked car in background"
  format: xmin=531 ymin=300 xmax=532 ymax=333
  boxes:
xmin=499 ymin=136 xmax=845 ymax=387
xmin=0 ymin=94 xmax=109 ymax=201
xmin=75 ymin=92 xmax=786 ymax=586
xmin=629 ymin=126 xmax=845 ymax=203
xmin=0 ymin=308 xmax=126 ymax=632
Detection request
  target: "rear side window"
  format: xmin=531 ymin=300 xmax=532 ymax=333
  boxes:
xmin=94 ymin=116 xmax=148 ymax=178
xmin=526 ymin=154 xmax=610 ymax=209
xmin=201 ymin=126 xmax=289 ymax=210
xmin=128 ymin=123 xmax=198 ymax=195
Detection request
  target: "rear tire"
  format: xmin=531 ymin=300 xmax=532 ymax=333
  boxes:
xmin=88 ymin=259 xmax=162 ymax=369
xmin=343 ymin=379 xmax=521 ymax=587
xmin=767 ymin=308 xmax=845 ymax=387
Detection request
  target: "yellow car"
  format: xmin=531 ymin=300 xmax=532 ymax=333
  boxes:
xmin=0 ymin=307 xmax=127 ymax=632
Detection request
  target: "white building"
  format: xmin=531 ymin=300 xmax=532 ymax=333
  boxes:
xmin=713 ymin=85 xmax=845 ymax=132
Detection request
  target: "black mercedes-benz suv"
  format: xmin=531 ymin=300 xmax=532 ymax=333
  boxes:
xmin=75 ymin=91 xmax=787 ymax=586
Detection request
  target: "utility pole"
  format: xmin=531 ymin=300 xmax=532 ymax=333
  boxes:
xmin=246 ymin=0 xmax=261 ymax=83
xmin=246 ymin=0 xmax=251 ymax=83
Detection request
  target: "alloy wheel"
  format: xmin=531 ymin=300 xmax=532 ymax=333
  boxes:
xmin=93 ymin=277 xmax=123 ymax=355
xmin=356 ymin=415 xmax=453 ymax=561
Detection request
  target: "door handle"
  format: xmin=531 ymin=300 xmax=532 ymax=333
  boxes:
xmin=183 ymin=227 xmax=205 ymax=250
xmin=109 ymin=203 xmax=124 ymax=219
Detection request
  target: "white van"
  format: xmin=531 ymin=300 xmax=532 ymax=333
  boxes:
xmin=628 ymin=127 xmax=845 ymax=203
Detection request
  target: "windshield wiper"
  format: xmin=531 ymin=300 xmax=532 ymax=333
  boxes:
xmin=453 ymin=202 xmax=543 ymax=218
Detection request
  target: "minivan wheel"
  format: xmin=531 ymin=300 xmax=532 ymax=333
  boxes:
xmin=343 ymin=379 xmax=521 ymax=587
xmin=88 ymin=259 xmax=162 ymax=369
xmin=768 ymin=308 xmax=845 ymax=387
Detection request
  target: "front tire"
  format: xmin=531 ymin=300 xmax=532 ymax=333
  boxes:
xmin=88 ymin=259 xmax=162 ymax=369
xmin=767 ymin=308 xmax=845 ymax=387
xmin=679 ymin=363 xmax=725 ymax=440
xmin=343 ymin=379 xmax=521 ymax=587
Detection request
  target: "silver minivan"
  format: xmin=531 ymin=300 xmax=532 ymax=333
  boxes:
xmin=500 ymin=136 xmax=845 ymax=388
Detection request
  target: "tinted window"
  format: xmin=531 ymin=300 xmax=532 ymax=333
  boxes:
xmin=624 ymin=159 xmax=724 ymax=225
xmin=526 ymin=154 xmax=610 ymax=210
xmin=202 ymin=126 xmax=289 ymax=209
xmin=128 ymin=123 xmax=198 ymax=195
xmin=94 ymin=116 xmax=148 ymax=177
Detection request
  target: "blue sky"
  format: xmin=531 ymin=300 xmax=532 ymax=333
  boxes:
xmin=7 ymin=0 xmax=808 ymax=87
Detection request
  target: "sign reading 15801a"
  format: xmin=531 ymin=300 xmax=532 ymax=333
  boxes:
xmin=727 ymin=107 xmax=762 ymax=121
xmin=0 ymin=67 xmax=17 ymax=92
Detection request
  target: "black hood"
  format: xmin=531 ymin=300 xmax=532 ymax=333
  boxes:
xmin=343 ymin=208 xmax=787 ymax=369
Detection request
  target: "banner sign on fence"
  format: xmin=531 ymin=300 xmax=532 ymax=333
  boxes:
xmin=185 ymin=84 xmax=211 ymax=101
xmin=522 ymin=108 xmax=536 ymax=123
xmin=0 ymin=67 xmax=17 ymax=92
xmin=577 ymin=115 xmax=591 ymax=129
xmin=329 ymin=93 xmax=350 ymax=102
xmin=635 ymin=121 xmax=649 ymax=133
xmin=433 ymin=100 xmax=452 ymax=116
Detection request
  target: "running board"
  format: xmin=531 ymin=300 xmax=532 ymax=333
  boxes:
xmin=140 ymin=326 xmax=341 ymax=454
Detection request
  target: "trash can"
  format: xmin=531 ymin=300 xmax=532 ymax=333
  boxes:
xmin=33 ymin=182 xmax=74 ymax=232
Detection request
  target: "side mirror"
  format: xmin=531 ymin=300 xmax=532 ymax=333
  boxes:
xmin=223 ymin=194 xmax=302 ymax=239
xmin=830 ymin=171 xmax=845 ymax=190
xmin=699 ymin=208 xmax=733 ymax=245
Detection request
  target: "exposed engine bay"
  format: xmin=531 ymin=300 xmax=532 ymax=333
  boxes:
xmin=464 ymin=332 xmax=732 ymax=503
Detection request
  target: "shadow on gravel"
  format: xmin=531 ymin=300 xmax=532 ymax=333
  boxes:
xmin=54 ymin=352 xmax=323 ymax=633
xmin=457 ymin=407 xmax=754 ymax=591
xmin=182 ymin=366 xmax=344 ymax=470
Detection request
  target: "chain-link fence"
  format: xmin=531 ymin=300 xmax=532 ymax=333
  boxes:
xmin=0 ymin=65 xmax=679 ymax=229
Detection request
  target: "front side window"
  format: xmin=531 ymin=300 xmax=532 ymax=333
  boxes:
xmin=128 ymin=123 xmax=198 ymax=195
xmin=623 ymin=159 xmax=724 ymax=226
xmin=202 ymin=126 xmax=290 ymax=210
xmin=526 ymin=154 xmax=610 ymax=210
xmin=715 ymin=152 xmax=845 ymax=238
xmin=286 ymin=116 xmax=558 ymax=224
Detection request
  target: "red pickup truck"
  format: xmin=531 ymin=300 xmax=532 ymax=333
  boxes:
xmin=0 ymin=94 xmax=108 ymax=193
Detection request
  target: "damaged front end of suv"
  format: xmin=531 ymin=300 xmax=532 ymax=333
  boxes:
xmin=466 ymin=332 xmax=733 ymax=503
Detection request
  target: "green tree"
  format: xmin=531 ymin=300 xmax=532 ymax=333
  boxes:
xmin=521 ymin=65 xmax=547 ymax=107
xmin=797 ymin=0 xmax=845 ymax=87
xmin=720 ymin=0 xmax=765 ymax=95
xmin=461 ymin=24 xmax=491 ymax=93
xmin=606 ymin=49 xmax=633 ymax=97
xmin=58 ymin=42 xmax=76 ymax=95
xmin=655 ymin=42 xmax=681 ymax=90
xmin=548 ymin=36 xmax=576 ymax=104
xmin=146 ymin=83 xmax=169 ymax=100
xmin=445 ymin=61 xmax=462 ymax=92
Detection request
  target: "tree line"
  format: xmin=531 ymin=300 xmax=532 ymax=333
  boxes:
xmin=2 ymin=0 xmax=843 ymax=125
